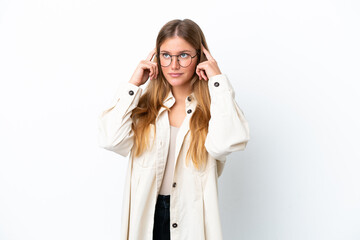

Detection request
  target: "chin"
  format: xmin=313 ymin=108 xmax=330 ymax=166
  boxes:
xmin=167 ymin=79 xmax=188 ymax=87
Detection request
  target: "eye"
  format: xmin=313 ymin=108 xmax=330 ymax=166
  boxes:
xmin=162 ymin=53 xmax=170 ymax=58
xmin=180 ymin=53 xmax=189 ymax=58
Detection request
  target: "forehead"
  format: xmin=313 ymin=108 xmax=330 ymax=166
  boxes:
xmin=160 ymin=36 xmax=195 ymax=53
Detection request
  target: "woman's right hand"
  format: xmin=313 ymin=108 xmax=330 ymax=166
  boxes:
xmin=129 ymin=48 xmax=158 ymax=86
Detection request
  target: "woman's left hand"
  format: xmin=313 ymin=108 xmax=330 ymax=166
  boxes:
xmin=196 ymin=43 xmax=222 ymax=81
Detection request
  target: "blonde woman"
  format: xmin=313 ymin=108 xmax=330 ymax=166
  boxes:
xmin=98 ymin=19 xmax=250 ymax=240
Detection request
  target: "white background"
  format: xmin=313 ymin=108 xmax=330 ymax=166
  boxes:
xmin=1 ymin=0 xmax=359 ymax=239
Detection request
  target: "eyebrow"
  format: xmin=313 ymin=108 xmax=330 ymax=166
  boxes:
xmin=160 ymin=50 xmax=192 ymax=53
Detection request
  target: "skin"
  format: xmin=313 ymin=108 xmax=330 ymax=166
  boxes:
xmin=129 ymin=37 xmax=222 ymax=128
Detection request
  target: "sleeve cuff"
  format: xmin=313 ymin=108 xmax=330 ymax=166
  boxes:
xmin=208 ymin=73 xmax=235 ymax=97
xmin=101 ymin=82 xmax=143 ymax=116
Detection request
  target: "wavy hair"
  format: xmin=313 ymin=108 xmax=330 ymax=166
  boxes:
xmin=130 ymin=19 xmax=211 ymax=170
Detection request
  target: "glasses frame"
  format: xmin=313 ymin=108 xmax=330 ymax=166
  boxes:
xmin=157 ymin=50 xmax=199 ymax=68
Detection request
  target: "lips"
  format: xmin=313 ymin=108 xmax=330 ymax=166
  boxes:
xmin=169 ymin=73 xmax=183 ymax=77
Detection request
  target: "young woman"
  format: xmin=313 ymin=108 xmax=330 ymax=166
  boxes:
xmin=98 ymin=19 xmax=250 ymax=240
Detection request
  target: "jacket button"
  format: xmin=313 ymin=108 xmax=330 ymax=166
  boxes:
xmin=172 ymin=182 xmax=176 ymax=187
xmin=214 ymin=82 xmax=220 ymax=87
xmin=129 ymin=90 xmax=134 ymax=95
xmin=187 ymin=109 xmax=192 ymax=114
xmin=187 ymin=96 xmax=192 ymax=101
xmin=172 ymin=223 xmax=178 ymax=228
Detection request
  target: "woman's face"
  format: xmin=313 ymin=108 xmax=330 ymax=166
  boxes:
xmin=159 ymin=36 xmax=198 ymax=88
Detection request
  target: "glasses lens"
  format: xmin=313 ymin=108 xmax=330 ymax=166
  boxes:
xmin=160 ymin=54 xmax=171 ymax=67
xmin=179 ymin=54 xmax=191 ymax=67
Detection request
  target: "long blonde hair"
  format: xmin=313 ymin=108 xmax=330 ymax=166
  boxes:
xmin=130 ymin=19 xmax=211 ymax=170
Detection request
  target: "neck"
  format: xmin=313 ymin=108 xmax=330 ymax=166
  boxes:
xmin=171 ymin=83 xmax=192 ymax=105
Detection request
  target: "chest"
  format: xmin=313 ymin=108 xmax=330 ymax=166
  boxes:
xmin=168 ymin=104 xmax=186 ymax=128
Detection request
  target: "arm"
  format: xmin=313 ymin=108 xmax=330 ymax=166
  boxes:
xmin=98 ymin=48 xmax=158 ymax=157
xmin=97 ymin=82 xmax=143 ymax=157
xmin=204 ymin=74 xmax=250 ymax=162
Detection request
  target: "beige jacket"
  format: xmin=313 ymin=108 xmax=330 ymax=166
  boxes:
xmin=97 ymin=74 xmax=250 ymax=240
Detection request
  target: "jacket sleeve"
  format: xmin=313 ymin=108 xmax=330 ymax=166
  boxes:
xmin=97 ymin=82 xmax=143 ymax=157
xmin=204 ymin=74 xmax=250 ymax=162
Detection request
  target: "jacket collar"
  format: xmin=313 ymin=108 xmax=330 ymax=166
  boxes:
xmin=163 ymin=89 xmax=197 ymax=109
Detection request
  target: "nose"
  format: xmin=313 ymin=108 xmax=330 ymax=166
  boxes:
xmin=170 ymin=56 xmax=180 ymax=70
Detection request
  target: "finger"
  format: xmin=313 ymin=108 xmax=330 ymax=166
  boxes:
xmin=153 ymin=64 xmax=157 ymax=79
xmin=147 ymin=60 xmax=158 ymax=78
xmin=149 ymin=62 xmax=158 ymax=79
xmin=201 ymin=43 xmax=214 ymax=61
xmin=155 ymin=62 xmax=158 ymax=78
xmin=196 ymin=65 xmax=203 ymax=80
xmin=197 ymin=71 xmax=202 ymax=80
xmin=194 ymin=65 xmax=201 ymax=80
xmin=201 ymin=70 xmax=207 ymax=81
xmin=196 ymin=66 xmax=206 ymax=81
xmin=150 ymin=65 xmax=155 ymax=79
xmin=196 ymin=62 xmax=207 ymax=79
xmin=146 ymin=48 xmax=156 ymax=61
xmin=142 ymin=62 xmax=153 ymax=76
xmin=144 ymin=62 xmax=154 ymax=79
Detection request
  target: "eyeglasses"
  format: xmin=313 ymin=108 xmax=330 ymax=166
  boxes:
xmin=157 ymin=51 xmax=199 ymax=68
